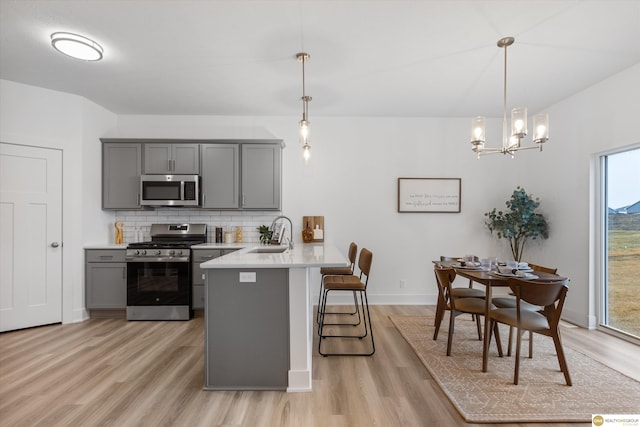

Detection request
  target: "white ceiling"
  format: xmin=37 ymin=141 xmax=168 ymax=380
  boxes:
xmin=1 ymin=0 xmax=639 ymax=118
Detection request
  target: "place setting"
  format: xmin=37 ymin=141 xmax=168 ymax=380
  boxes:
xmin=490 ymin=261 xmax=538 ymax=279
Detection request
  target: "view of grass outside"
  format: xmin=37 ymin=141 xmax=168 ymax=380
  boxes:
xmin=607 ymin=228 xmax=640 ymax=338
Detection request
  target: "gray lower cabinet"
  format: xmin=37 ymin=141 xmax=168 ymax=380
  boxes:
xmin=205 ymin=268 xmax=289 ymax=390
xmin=102 ymin=143 xmax=141 ymax=209
xmin=85 ymin=249 xmax=126 ymax=309
xmin=192 ymin=249 xmax=238 ymax=309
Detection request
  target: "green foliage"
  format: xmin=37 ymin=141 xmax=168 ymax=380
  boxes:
xmin=484 ymin=187 xmax=549 ymax=262
xmin=257 ymin=225 xmax=272 ymax=244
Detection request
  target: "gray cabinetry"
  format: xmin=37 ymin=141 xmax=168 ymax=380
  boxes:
xmin=102 ymin=143 xmax=141 ymax=209
xmin=205 ymin=268 xmax=289 ymax=390
xmin=200 ymin=144 xmax=240 ymax=209
xmin=85 ymin=249 xmax=126 ymax=309
xmin=192 ymin=248 xmax=237 ymax=308
xmin=241 ymin=144 xmax=281 ymax=210
xmin=144 ymin=143 xmax=200 ymax=174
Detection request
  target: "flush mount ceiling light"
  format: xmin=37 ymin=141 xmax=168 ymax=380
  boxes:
xmin=51 ymin=32 xmax=103 ymax=61
xmin=296 ymin=52 xmax=312 ymax=163
xmin=470 ymin=37 xmax=549 ymax=159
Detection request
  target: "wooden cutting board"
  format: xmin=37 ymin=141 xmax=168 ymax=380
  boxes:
xmin=302 ymin=216 xmax=324 ymax=242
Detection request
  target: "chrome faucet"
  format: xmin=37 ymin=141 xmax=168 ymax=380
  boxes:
xmin=270 ymin=215 xmax=294 ymax=250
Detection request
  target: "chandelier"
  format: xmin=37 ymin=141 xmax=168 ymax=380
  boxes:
xmin=296 ymin=52 xmax=312 ymax=163
xmin=470 ymin=37 xmax=549 ymax=158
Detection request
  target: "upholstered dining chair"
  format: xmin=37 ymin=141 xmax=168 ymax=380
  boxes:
xmin=433 ymin=265 xmax=502 ymax=357
xmin=488 ymin=277 xmax=572 ymax=386
xmin=492 ymin=263 xmax=558 ymax=357
xmin=318 ymin=248 xmax=374 ymax=356
xmin=316 ymin=242 xmax=358 ymax=325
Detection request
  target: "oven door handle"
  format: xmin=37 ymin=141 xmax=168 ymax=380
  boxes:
xmin=126 ymin=257 xmax=190 ymax=263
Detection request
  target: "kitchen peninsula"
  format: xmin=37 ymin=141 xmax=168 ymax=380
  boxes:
xmin=199 ymin=243 xmax=348 ymax=392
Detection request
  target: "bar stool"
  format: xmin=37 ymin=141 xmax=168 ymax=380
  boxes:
xmin=318 ymin=248 xmax=374 ymax=356
xmin=316 ymin=242 xmax=359 ymax=325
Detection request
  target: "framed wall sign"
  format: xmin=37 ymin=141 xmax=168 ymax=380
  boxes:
xmin=397 ymin=178 xmax=461 ymax=213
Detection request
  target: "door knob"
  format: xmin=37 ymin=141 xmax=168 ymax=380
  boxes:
xmin=50 ymin=242 xmax=59 ymax=248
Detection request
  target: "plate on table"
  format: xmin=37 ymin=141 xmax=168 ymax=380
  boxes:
xmin=491 ymin=272 xmax=539 ymax=279
xmin=452 ymin=262 xmax=483 ymax=270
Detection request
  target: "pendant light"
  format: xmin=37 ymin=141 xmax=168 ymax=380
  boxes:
xmin=470 ymin=37 xmax=549 ymax=158
xmin=296 ymin=52 xmax=312 ymax=163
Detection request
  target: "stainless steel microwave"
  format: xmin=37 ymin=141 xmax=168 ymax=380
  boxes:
xmin=140 ymin=174 xmax=200 ymax=207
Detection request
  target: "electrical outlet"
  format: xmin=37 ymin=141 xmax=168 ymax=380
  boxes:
xmin=399 ymin=279 xmax=406 ymax=289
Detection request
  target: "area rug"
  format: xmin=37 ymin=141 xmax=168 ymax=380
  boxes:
xmin=389 ymin=313 xmax=640 ymax=423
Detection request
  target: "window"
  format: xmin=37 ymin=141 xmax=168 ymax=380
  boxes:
xmin=600 ymin=147 xmax=640 ymax=341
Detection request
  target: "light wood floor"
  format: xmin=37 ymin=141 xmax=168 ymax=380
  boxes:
xmin=1 ymin=305 xmax=638 ymax=427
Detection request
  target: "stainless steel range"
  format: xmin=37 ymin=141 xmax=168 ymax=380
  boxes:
xmin=125 ymin=223 xmax=206 ymax=320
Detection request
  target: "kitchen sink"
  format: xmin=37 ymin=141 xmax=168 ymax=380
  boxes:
xmin=248 ymin=246 xmax=289 ymax=254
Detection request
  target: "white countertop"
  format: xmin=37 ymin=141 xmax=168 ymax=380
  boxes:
xmin=200 ymin=243 xmax=349 ymax=269
xmin=192 ymin=243 xmax=249 ymax=250
xmin=84 ymin=243 xmax=128 ymax=250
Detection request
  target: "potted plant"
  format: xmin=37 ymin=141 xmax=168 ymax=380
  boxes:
xmin=484 ymin=187 xmax=549 ymax=262
xmin=257 ymin=225 xmax=272 ymax=245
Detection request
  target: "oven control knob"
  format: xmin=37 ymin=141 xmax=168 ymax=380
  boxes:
xmin=156 ymin=250 xmax=162 ymax=256
xmin=135 ymin=250 xmax=141 ymax=255
xmin=169 ymin=250 xmax=176 ymax=256
xmin=141 ymin=250 xmax=147 ymax=255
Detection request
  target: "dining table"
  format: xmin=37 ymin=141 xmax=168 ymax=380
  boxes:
xmin=436 ymin=261 xmax=567 ymax=372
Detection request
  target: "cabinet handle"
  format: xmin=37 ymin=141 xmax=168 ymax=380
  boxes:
xmin=99 ymin=256 xmax=114 ymax=260
xmin=242 ymin=194 xmax=246 ymax=206
xmin=168 ymin=159 xmax=172 ymax=171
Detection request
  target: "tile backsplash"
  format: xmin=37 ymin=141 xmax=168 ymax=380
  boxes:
xmin=114 ymin=208 xmax=281 ymax=244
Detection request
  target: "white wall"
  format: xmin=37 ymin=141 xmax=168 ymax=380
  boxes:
xmin=0 ymin=79 xmax=117 ymax=323
xmin=2 ymin=62 xmax=638 ymax=328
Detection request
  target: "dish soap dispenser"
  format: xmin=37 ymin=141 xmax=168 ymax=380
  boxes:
xmin=313 ymin=224 xmax=323 ymax=241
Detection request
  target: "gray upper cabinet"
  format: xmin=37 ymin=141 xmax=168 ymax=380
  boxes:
xmin=102 ymin=142 xmax=142 ymax=209
xmin=201 ymin=144 xmax=240 ymax=209
xmin=101 ymin=139 xmax=281 ymax=210
xmin=144 ymin=143 xmax=200 ymax=174
xmin=242 ymin=144 xmax=281 ymax=210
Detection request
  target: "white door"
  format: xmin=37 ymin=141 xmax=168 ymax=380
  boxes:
xmin=0 ymin=143 xmax=63 ymax=332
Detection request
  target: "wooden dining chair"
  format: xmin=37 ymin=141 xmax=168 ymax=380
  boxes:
xmin=318 ymin=248 xmax=375 ymax=356
xmin=316 ymin=242 xmax=358 ymax=325
xmin=433 ymin=265 xmax=502 ymax=357
xmin=488 ymin=278 xmax=571 ymax=386
xmin=492 ymin=263 xmax=558 ymax=356
xmin=434 ymin=257 xmax=485 ymax=328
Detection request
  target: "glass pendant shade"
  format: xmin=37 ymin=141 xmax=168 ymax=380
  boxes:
xmin=302 ymin=144 xmax=311 ymax=163
xmin=471 ymin=116 xmax=486 ymax=146
xmin=511 ymin=107 xmax=527 ymax=137
xmin=299 ymin=119 xmax=310 ymax=146
xmin=533 ymin=113 xmax=549 ymax=144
